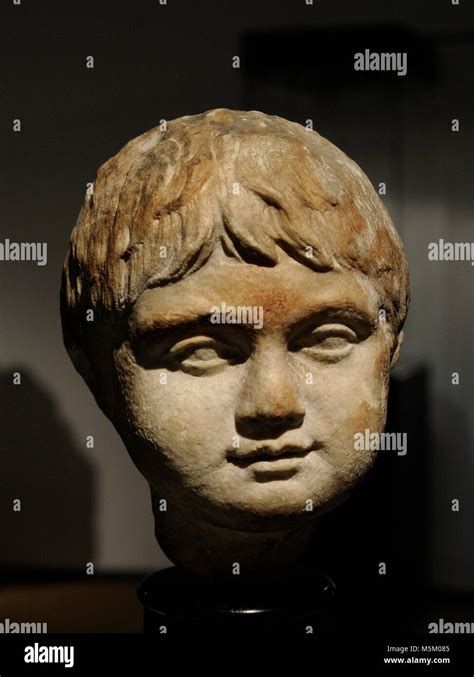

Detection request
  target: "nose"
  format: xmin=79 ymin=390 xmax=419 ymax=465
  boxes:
xmin=235 ymin=339 xmax=305 ymax=439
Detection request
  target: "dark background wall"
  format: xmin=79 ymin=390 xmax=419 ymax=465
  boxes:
xmin=0 ymin=0 xmax=472 ymax=591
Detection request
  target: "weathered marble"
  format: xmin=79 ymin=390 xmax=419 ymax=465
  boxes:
xmin=61 ymin=109 xmax=410 ymax=577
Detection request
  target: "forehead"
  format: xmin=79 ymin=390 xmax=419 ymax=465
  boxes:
xmin=130 ymin=253 xmax=380 ymax=333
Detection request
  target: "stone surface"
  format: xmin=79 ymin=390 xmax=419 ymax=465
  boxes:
xmin=61 ymin=109 xmax=410 ymax=577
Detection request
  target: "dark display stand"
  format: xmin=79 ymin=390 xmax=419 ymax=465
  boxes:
xmin=138 ymin=566 xmax=336 ymax=636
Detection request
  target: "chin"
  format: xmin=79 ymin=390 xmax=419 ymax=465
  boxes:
xmin=197 ymin=482 xmax=329 ymax=532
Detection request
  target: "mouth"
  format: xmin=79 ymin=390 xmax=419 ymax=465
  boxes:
xmin=228 ymin=443 xmax=321 ymax=479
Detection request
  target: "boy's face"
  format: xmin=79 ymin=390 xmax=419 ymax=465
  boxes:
xmin=113 ymin=248 xmax=394 ymax=532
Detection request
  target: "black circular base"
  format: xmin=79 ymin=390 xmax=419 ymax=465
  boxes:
xmin=137 ymin=566 xmax=336 ymax=635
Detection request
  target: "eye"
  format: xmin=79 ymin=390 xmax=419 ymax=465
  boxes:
xmin=167 ymin=336 xmax=242 ymax=375
xmin=132 ymin=328 xmax=251 ymax=374
xmin=290 ymin=324 xmax=358 ymax=362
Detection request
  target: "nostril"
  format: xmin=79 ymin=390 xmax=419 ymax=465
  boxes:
xmin=240 ymin=409 xmax=304 ymax=426
xmin=288 ymin=411 xmax=305 ymax=427
xmin=263 ymin=412 xmax=304 ymax=427
xmin=236 ymin=410 xmax=305 ymax=439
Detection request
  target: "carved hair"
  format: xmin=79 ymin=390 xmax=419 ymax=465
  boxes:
xmin=61 ymin=108 xmax=409 ymax=383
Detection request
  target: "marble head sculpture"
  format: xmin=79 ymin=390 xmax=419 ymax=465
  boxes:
xmin=61 ymin=109 xmax=410 ymax=577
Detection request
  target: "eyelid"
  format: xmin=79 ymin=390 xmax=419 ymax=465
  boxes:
xmin=136 ymin=326 xmax=251 ymax=355
xmin=288 ymin=309 xmax=376 ymax=340
xmin=131 ymin=329 xmax=249 ymax=373
xmin=170 ymin=337 xmax=239 ymax=375
xmin=312 ymin=323 xmax=357 ymax=336
xmin=168 ymin=336 xmax=217 ymax=357
xmin=289 ymin=322 xmax=359 ymax=350
xmin=314 ymin=325 xmax=358 ymax=345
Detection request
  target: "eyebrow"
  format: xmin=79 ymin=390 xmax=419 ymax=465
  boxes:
xmin=131 ymin=311 xmax=229 ymax=336
xmin=130 ymin=302 xmax=377 ymax=337
xmin=288 ymin=305 xmax=377 ymax=340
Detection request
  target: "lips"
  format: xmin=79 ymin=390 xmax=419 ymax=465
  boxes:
xmin=228 ymin=443 xmax=320 ymax=466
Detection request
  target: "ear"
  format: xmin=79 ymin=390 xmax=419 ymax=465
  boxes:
xmin=390 ymin=330 xmax=404 ymax=369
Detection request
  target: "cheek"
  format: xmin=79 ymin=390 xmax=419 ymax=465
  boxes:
xmin=115 ymin=346 xmax=242 ymax=464
xmin=300 ymin=334 xmax=391 ymax=442
xmin=297 ymin=337 xmax=391 ymax=488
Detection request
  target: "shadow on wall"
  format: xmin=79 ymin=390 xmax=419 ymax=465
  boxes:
xmin=311 ymin=364 xmax=433 ymax=587
xmin=0 ymin=367 xmax=96 ymax=570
